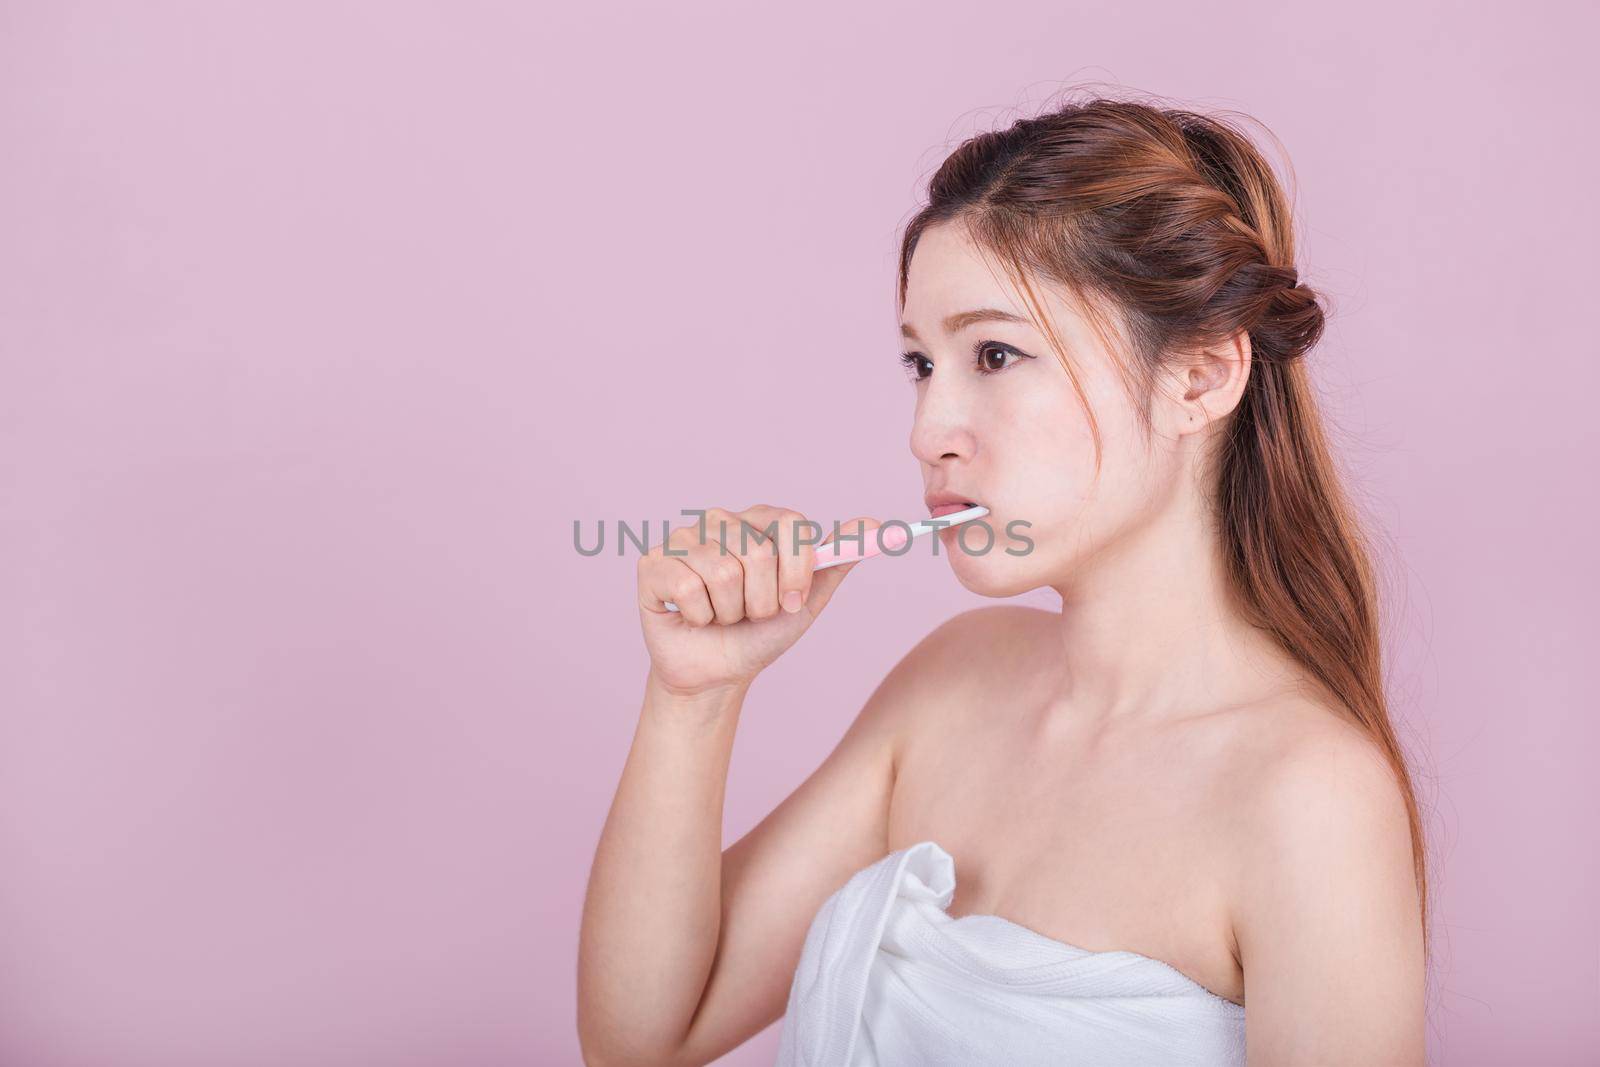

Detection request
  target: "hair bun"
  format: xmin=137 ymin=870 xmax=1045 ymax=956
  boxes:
xmin=1251 ymin=273 xmax=1324 ymax=362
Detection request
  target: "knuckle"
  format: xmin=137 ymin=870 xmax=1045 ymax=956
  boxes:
xmin=706 ymin=555 xmax=743 ymax=586
xmin=730 ymin=521 xmax=761 ymax=552
xmin=739 ymin=526 xmax=775 ymax=557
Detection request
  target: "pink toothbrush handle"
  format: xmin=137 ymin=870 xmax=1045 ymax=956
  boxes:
xmin=813 ymin=525 xmax=907 ymax=569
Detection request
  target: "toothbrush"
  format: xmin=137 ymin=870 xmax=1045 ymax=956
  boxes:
xmin=662 ymin=505 xmax=989 ymax=612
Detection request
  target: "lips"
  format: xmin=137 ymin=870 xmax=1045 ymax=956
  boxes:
xmin=924 ymin=489 xmax=983 ymax=517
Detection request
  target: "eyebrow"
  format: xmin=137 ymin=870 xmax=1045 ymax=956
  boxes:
xmin=900 ymin=308 xmax=1030 ymax=342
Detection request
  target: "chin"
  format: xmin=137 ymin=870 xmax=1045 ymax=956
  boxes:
xmin=942 ymin=535 xmax=1036 ymax=597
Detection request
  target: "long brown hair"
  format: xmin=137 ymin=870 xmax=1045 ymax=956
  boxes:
xmin=896 ymin=91 xmax=1429 ymax=959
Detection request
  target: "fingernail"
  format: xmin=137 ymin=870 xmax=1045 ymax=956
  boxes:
xmin=881 ymin=526 xmax=908 ymax=550
xmin=782 ymin=590 xmax=803 ymax=613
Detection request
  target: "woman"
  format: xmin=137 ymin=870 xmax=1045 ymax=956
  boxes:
xmin=578 ymin=95 xmax=1428 ymax=1066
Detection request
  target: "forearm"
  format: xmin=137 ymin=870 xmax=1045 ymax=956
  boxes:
xmin=577 ymin=670 xmax=752 ymax=1066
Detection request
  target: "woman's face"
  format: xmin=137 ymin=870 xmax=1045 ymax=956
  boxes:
xmin=900 ymin=220 xmax=1190 ymax=598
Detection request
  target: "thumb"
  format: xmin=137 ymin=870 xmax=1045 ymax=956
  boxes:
xmin=802 ymin=517 xmax=894 ymax=618
xmin=801 ymin=555 xmax=857 ymax=617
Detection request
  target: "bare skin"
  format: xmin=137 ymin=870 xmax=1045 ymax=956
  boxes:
xmin=889 ymin=608 xmax=1419 ymax=1018
xmin=577 ymin=220 xmax=1424 ymax=1066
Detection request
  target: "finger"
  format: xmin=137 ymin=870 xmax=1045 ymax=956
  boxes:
xmin=802 ymin=551 xmax=858 ymax=616
xmin=681 ymin=510 xmax=747 ymax=625
xmin=773 ymin=510 xmax=819 ymax=614
xmin=804 ymin=515 xmax=883 ymax=616
xmin=641 ymin=555 xmax=714 ymax=627
xmin=733 ymin=505 xmax=785 ymax=621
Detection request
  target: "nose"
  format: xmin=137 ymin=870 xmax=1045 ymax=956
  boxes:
xmin=909 ymin=377 xmax=978 ymax=466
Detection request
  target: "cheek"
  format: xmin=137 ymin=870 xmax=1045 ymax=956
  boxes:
xmin=988 ymin=372 xmax=1154 ymax=554
xmin=1000 ymin=378 xmax=1100 ymax=493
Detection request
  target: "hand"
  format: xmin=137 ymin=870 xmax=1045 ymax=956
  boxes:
xmin=636 ymin=505 xmax=894 ymax=696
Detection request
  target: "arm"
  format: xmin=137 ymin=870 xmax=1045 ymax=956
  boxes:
xmin=578 ymin=617 xmax=960 ymax=1067
xmin=576 ymin=672 xmax=756 ymax=1067
xmin=1235 ymin=727 xmax=1426 ymax=1066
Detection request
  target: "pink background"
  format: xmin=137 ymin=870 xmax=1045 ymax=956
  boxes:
xmin=2 ymin=3 xmax=1594 ymax=1064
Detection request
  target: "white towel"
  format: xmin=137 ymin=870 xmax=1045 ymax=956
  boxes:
xmin=775 ymin=840 xmax=1246 ymax=1066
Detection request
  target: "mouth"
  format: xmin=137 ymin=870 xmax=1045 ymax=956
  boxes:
xmin=928 ymin=500 xmax=982 ymax=518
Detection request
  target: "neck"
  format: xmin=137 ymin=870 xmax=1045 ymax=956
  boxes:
xmin=1043 ymin=486 xmax=1296 ymax=726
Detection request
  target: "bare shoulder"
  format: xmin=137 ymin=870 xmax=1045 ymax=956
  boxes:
xmin=862 ymin=605 xmax=1048 ymax=726
xmin=888 ymin=604 xmax=1056 ymax=683
xmin=1216 ymin=698 xmax=1425 ymax=1060
xmin=924 ymin=602 xmax=1057 ymax=640
xmin=892 ymin=605 xmax=1059 ymax=699
xmin=1223 ymin=695 xmax=1413 ymax=839
xmin=873 ymin=604 xmax=1060 ymax=755
xmin=1202 ymin=690 xmax=1415 ymax=885
xmin=925 ymin=604 xmax=1061 ymax=667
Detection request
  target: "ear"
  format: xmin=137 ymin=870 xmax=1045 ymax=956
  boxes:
xmin=1164 ymin=329 xmax=1251 ymax=437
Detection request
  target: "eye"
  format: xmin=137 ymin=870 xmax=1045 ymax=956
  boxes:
xmin=974 ymin=341 xmax=1027 ymax=374
xmin=898 ymin=351 xmax=933 ymax=382
xmin=898 ymin=341 xmax=1031 ymax=383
